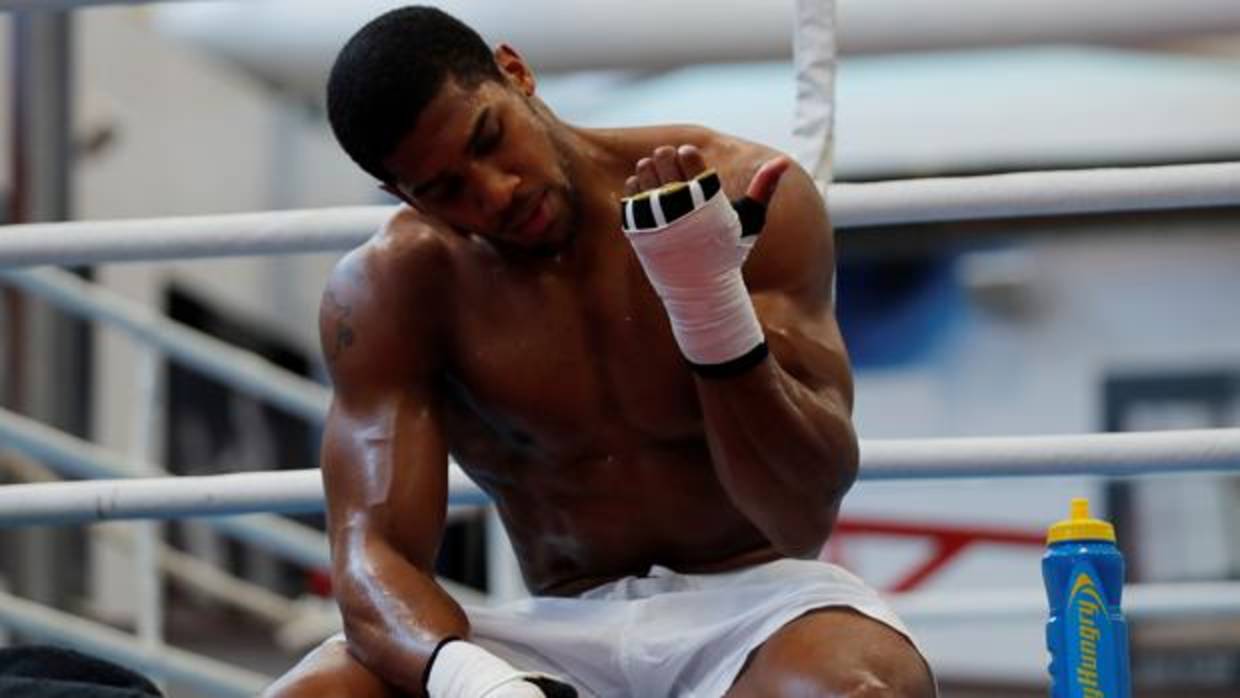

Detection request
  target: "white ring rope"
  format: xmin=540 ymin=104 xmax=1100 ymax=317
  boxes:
xmin=0 ymin=469 xmax=487 ymax=526
xmin=831 ymin=161 xmax=1240 ymax=229
xmin=860 ymin=428 xmax=1240 ymax=480
xmin=792 ymin=0 xmax=836 ymax=184
xmin=893 ymin=582 xmax=1240 ymax=623
xmin=2 ymin=425 xmax=1237 ymax=527
xmin=0 ymin=205 xmax=386 ymax=268
xmin=1 ymin=163 xmax=1237 ymax=268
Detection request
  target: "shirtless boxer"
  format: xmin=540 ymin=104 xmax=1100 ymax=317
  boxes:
xmin=265 ymin=6 xmax=935 ymax=697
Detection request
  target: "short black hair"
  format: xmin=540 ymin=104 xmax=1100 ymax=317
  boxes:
xmin=327 ymin=6 xmax=502 ymax=183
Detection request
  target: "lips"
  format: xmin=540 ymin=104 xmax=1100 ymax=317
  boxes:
xmin=512 ymin=190 xmax=550 ymax=238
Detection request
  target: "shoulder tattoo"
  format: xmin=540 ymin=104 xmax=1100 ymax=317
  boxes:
xmin=323 ymin=290 xmax=356 ymax=363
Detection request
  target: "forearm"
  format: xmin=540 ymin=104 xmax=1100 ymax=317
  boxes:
xmin=619 ymin=146 xmax=855 ymax=552
xmin=696 ymin=355 xmax=858 ymax=556
xmin=337 ymin=536 xmax=470 ymax=695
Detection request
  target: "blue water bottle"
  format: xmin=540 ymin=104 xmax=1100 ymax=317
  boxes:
xmin=1042 ymin=498 xmax=1131 ymax=698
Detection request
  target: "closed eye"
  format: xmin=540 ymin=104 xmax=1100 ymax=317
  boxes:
xmin=475 ymin=118 xmax=503 ymax=156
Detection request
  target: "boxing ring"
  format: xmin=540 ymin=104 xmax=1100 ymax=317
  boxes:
xmin=3 ymin=0 xmax=1240 ymax=696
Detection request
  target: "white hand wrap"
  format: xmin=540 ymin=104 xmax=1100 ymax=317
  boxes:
xmin=621 ymin=170 xmax=768 ymax=376
xmin=426 ymin=640 xmax=568 ymax=697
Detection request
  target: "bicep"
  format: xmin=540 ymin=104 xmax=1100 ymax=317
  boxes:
xmin=317 ymin=249 xmax=449 ymax=571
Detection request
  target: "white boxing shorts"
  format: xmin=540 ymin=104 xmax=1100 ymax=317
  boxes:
xmin=462 ymin=558 xmax=923 ymax=697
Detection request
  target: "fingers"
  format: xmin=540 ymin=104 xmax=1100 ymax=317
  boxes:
xmin=635 ymin=158 xmax=660 ymax=192
xmin=651 ymin=146 xmax=684 ymax=184
xmin=677 ymin=145 xmax=707 ymax=179
xmin=627 ymin=145 xmax=709 ymax=197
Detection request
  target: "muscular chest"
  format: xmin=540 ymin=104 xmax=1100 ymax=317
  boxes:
xmin=445 ymin=241 xmax=702 ymax=455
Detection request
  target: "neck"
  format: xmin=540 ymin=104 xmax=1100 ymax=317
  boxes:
xmin=537 ymin=115 xmax=635 ymax=256
xmin=551 ymin=118 xmax=633 ymax=203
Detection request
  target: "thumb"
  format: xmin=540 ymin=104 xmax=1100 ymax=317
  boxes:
xmin=745 ymin=156 xmax=792 ymax=205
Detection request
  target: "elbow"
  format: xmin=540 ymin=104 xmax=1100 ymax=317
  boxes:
xmin=772 ymin=533 xmax=828 ymax=560
xmin=340 ymin=616 xmax=381 ymax=669
xmin=332 ymin=549 xmax=408 ymax=670
xmin=771 ymin=446 xmax=858 ymax=559
xmin=333 ymin=574 xmax=416 ymax=688
xmin=333 ymin=572 xmax=386 ymax=665
xmin=767 ymin=500 xmax=840 ymax=559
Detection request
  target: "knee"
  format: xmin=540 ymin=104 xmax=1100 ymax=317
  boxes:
xmin=261 ymin=637 xmax=386 ymax=698
xmin=757 ymin=652 xmax=935 ymax=698
xmin=735 ymin=609 xmax=936 ymax=698
xmin=811 ymin=666 xmax=935 ymax=698
xmin=262 ymin=671 xmax=351 ymax=698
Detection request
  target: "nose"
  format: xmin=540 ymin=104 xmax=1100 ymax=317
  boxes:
xmin=470 ymin=163 xmax=519 ymax=223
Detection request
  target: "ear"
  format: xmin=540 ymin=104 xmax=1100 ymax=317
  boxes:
xmin=493 ymin=43 xmax=536 ymax=96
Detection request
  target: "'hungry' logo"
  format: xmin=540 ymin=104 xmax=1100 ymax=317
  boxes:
xmin=1069 ymin=572 xmax=1108 ymax=698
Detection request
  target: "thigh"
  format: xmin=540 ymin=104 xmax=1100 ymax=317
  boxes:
xmin=725 ymin=607 xmax=935 ymax=698
xmin=263 ymin=635 xmax=404 ymax=698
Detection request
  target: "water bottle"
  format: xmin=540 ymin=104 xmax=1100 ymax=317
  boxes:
xmin=1042 ymin=497 xmax=1131 ymax=698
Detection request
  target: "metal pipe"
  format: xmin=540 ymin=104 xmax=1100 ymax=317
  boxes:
xmin=0 ymin=267 xmax=477 ymax=487
xmin=1 ymin=268 xmax=331 ymax=423
xmin=130 ymin=348 xmax=165 ymax=661
xmin=0 ymin=271 xmax=499 ymax=503
xmin=0 ymin=404 xmax=337 ymax=569
xmin=11 ymin=9 xmax=72 ymax=223
xmin=7 ymin=7 xmax=98 ymax=612
xmin=0 ymin=588 xmax=270 ymax=698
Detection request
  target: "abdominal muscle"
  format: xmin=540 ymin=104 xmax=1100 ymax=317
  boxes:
xmin=452 ymin=433 xmax=779 ymax=597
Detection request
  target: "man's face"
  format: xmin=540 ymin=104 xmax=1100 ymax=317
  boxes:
xmin=382 ymin=76 xmax=576 ymax=251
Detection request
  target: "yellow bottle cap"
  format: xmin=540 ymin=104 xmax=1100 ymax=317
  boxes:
xmin=1046 ymin=497 xmax=1116 ymax=544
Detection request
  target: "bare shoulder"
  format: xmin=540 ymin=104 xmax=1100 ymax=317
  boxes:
xmin=691 ymin=130 xmax=788 ymax=194
xmin=698 ymin=130 xmax=833 ymax=297
xmin=319 ymin=207 xmax=453 ymax=392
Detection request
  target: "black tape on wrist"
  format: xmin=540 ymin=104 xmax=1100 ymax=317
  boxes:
xmin=421 ymin=635 xmax=463 ymax=688
xmin=620 ymin=171 xmax=768 ymax=237
xmin=732 ymin=196 xmax=767 ymax=237
xmin=687 ymin=342 xmax=769 ymax=379
xmin=622 ymin=170 xmax=722 ymax=232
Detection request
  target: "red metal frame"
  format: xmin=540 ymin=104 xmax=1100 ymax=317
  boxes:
xmin=826 ymin=517 xmax=1045 ymax=592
